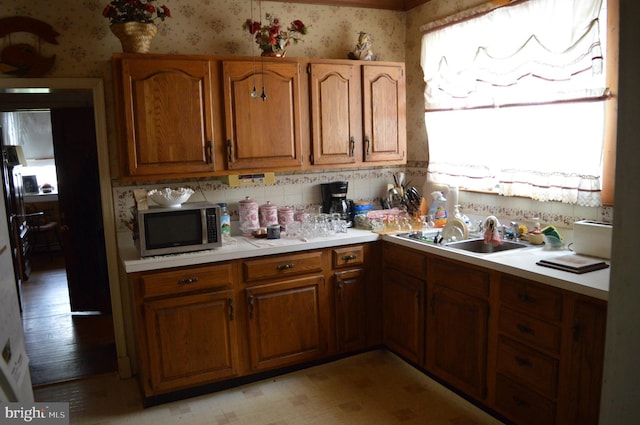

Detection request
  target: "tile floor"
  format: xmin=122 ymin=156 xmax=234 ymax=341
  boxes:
xmin=34 ymin=350 xmax=505 ymax=425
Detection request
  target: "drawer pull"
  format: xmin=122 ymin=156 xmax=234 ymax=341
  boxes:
xmin=341 ymin=254 xmax=357 ymax=261
xmin=515 ymin=356 xmax=533 ymax=368
xmin=277 ymin=263 xmax=294 ymax=271
xmin=516 ymin=323 xmax=534 ymax=335
xmin=513 ymin=396 xmax=530 ymax=408
xmin=517 ymin=293 xmax=536 ymax=304
xmin=178 ymin=277 xmax=199 ymax=285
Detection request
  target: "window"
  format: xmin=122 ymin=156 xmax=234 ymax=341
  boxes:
xmin=420 ymin=0 xmax=614 ymax=207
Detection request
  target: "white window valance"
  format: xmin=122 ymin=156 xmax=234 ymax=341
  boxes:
xmin=421 ymin=0 xmax=606 ymax=110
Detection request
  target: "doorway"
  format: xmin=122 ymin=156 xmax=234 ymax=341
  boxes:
xmin=0 ymin=80 xmax=126 ymax=385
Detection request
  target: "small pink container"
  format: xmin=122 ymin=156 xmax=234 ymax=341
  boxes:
xmin=278 ymin=206 xmax=294 ymax=230
xmin=259 ymin=201 xmax=278 ymax=227
xmin=239 ymin=196 xmax=259 ymax=236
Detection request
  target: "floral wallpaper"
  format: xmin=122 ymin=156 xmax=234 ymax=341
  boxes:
xmin=0 ymin=0 xmax=406 ymax=77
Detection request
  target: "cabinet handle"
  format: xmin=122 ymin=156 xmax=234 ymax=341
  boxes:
xmin=349 ymin=136 xmax=355 ymax=157
xmin=248 ymin=296 xmax=254 ymax=319
xmin=514 ymin=356 xmax=533 ymax=368
xmin=364 ymin=136 xmax=370 ymax=156
xmin=516 ymin=323 xmax=534 ymax=335
xmin=206 ymin=140 xmax=213 ymax=164
xmin=277 ymin=263 xmax=294 ymax=271
xmin=572 ymin=324 xmax=581 ymax=341
xmin=228 ymin=298 xmax=234 ymax=321
xmin=341 ymin=254 xmax=357 ymax=261
xmin=226 ymin=139 xmax=234 ymax=163
xmin=178 ymin=277 xmax=199 ymax=285
xmin=513 ymin=396 xmax=530 ymax=408
xmin=336 ymin=278 xmax=343 ymax=301
xmin=517 ymin=293 xmax=536 ymax=304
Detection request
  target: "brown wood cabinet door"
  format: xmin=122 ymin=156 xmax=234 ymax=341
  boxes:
xmin=426 ymin=284 xmax=488 ymax=401
xmin=309 ymin=63 xmax=360 ymax=165
xmin=118 ymin=57 xmax=216 ymax=177
xmin=560 ymin=296 xmax=607 ymax=425
xmin=245 ymin=275 xmax=327 ymax=372
xmin=223 ymin=60 xmax=303 ymax=170
xmin=362 ymin=64 xmax=406 ymax=163
xmin=143 ymin=290 xmax=238 ymax=393
xmin=383 ymin=267 xmax=424 ymax=364
xmin=334 ymin=268 xmax=367 ymax=353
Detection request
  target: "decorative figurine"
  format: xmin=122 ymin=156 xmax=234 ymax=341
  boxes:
xmin=348 ymin=31 xmax=376 ymax=61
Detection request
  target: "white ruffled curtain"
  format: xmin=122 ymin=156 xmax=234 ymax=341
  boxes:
xmin=421 ymin=0 xmax=606 ymax=206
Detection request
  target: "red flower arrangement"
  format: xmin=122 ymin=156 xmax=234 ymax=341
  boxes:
xmin=103 ymin=0 xmax=171 ymax=25
xmin=243 ymin=13 xmax=309 ymax=54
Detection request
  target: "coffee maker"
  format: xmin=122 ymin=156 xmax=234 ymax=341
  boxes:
xmin=321 ymin=181 xmax=352 ymax=223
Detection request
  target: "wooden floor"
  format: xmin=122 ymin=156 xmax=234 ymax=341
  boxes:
xmin=21 ymin=253 xmax=117 ymax=386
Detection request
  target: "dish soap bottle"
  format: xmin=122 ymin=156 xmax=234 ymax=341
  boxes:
xmin=428 ymin=191 xmax=448 ymax=228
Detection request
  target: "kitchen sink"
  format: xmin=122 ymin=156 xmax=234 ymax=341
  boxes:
xmin=395 ymin=232 xmax=529 ymax=254
xmin=445 ymin=238 xmax=528 ymax=254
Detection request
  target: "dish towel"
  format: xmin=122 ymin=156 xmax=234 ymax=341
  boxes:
xmin=483 ymin=215 xmax=503 ymax=247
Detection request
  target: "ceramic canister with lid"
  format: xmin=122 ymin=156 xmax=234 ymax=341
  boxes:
xmin=238 ymin=196 xmax=259 ymax=236
xmin=259 ymin=201 xmax=279 ymax=227
xmin=278 ymin=206 xmax=294 ymax=230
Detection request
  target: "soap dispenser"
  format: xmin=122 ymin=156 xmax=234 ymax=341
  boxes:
xmin=428 ymin=191 xmax=448 ymax=228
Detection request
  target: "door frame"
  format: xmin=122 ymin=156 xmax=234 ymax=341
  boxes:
xmin=0 ymin=78 xmax=131 ymax=378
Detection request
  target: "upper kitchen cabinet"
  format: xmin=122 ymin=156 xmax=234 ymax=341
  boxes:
xmin=308 ymin=62 xmax=361 ymax=166
xmin=222 ymin=60 xmax=304 ymax=170
xmin=113 ymin=54 xmax=219 ymax=180
xmin=362 ymin=64 xmax=406 ymax=164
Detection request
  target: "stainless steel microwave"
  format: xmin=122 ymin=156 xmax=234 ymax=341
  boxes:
xmin=136 ymin=202 xmax=222 ymax=257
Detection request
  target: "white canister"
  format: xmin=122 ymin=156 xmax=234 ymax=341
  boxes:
xmin=259 ymin=201 xmax=279 ymax=227
xmin=238 ymin=196 xmax=259 ymax=236
xmin=278 ymin=206 xmax=294 ymax=230
xmin=294 ymin=208 xmax=310 ymax=224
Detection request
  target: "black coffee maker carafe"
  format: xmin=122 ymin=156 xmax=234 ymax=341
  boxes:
xmin=321 ymin=181 xmax=352 ymax=223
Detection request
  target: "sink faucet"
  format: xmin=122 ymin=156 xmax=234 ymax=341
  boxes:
xmin=510 ymin=221 xmax=520 ymax=242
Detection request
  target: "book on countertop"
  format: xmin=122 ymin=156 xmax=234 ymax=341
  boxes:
xmin=536 ymin=254 xmax=610 ymax=274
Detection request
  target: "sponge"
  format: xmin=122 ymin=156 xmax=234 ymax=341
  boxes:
xmin=541 ymin=225 xmax=563 ymax=240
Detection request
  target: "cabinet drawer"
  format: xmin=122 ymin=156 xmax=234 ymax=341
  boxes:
xmin=497 ymin=336 xmax=558 ymax=397
xmin=140 ymin=263 xmax=234 ymax=298
xmin=430 ymin=259 xmax=489 ymax=299
xmin=500 ymin=276 xmax=563 ymax=322
xmin=384 ymin=243 xmax=426 ymax=279
xmin=495 ymin=374 xmax=556 ymax=425
xmin=243 ymin=251 xmax=324 ymax=283
xmin=499 ymin=307 xmax=562 ymax=354
xmin=332 ymin=245 xmax=364 ymax=268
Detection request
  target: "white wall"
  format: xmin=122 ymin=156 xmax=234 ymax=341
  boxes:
xmin=599 ymin=1 xmax=640 ymax=423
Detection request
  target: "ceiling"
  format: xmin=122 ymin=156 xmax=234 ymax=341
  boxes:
xmin=279 ymin=0 xmax=430 ymax=11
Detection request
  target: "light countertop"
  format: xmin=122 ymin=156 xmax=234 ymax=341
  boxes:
xmin=118 ymin=228 xmax=380 ymax=274
xmin=383 ymin=233 xmax=609 ymax=300
xmin=118 ymin=229 xmax=609 ymax=300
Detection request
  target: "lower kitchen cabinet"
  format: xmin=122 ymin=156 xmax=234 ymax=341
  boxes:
xmin=334 ymin=268 xmax=367 ymax=353
xmin=559 ymin=295 xmax=607 ymax=425
xmin=133 ymin=262 xmax=239 ymax=396
xmin=382 ymin=243 xmax=427 ymax=365
xmin=244 ymin=275 xmax=328 ymax=372
xmin=426 ymin=259 xmax=490 ymax=401
xmin=143 ymin=290 xmax=239 ymax=393
xmin=332 ymin=245 xmax=368 ymax=353
xmin=241 ymin=250 xmax=329 ymax=372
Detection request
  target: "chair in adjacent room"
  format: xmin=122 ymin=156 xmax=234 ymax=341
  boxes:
xmin=25 ymin=207 xmax=62 ymax=259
